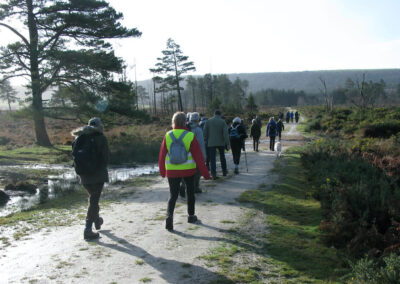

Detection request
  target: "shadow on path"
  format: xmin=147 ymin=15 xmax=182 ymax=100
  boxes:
xmin=98 ymin=230 xmax=233 ymax=284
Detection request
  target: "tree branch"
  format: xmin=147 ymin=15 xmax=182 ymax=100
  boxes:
xmin=0 ymin=22 xmax=30 ymax=47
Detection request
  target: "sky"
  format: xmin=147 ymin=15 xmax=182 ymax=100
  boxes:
xmin=0 ymin=0 xmax=400 ymax=84
xmin=104 ymin=0 xmax=400 ymax=82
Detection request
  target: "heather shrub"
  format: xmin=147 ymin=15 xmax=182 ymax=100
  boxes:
xmin=363 ymin=121 xmax=400 ymax=138
xmin=302 ymin=140 xmax=400 ymax=257
xmin=351 ymin=254 xmax=400 ymax=284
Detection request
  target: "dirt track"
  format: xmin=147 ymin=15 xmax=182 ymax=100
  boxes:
xmin=0 ymin=122 xmax=302 ymax=284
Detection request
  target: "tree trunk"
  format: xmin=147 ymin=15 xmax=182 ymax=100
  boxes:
xmin=192 ymin=85 xmax=196 ymax=111
xmin=176 ymin=81 xmax=183 ymax=111
xmin=153 ymin=80 xmax=157 ymax=115
xmin=27 ymin=0 xmax=52 ymax=146
xmin=7 ymin=96 xmax=11 ymax=111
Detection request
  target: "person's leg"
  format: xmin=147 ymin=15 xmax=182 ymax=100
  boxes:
xmin=271 ymin=136 xmax=276 ymax=151
xmin=179 ymin=178 xmax=186 ymax=198
xmin=218 ymin=146 xmax=228 ymax=175
xmin=167 ymin=177 xmax=181 ymax=217
xmin=84 ymin=183 xmax=104 ymax=224
xmin=183 ymin=175 xmax=196 ymax=218
xmin=232 ymin=143 xmax=241 ymax=173
xmin=194 ymin=169 xmax=202 ymax=193
xmin=269 ymin=136 xmax=273 ymax=150
xmin=255 ymin=138 xmax=259 ymax=152
xmin=208 ymin=146 xmax=217 ymax=178
xmin=253 ymin=138 xmax=256 ymax=151
xmin=278 ymin=131 xmax=282 ymax=141
xmin=83 ymin=183 xmax=104 ymax=239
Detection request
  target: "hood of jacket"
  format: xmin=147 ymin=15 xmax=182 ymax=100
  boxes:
xmin=71 ymin=125 xmax=103 ymax=137
xmin=188 ymin=121 xmax=200 ymax=129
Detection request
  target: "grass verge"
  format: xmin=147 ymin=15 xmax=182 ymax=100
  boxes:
xmin=200 ymin=147 xmax=347 ymax=283
xmin=240 ymin=147 xmax=347 ymax=282
xmin=0 ymin=145 xmax=71 ymax=165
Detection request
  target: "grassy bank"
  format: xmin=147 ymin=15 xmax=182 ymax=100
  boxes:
xmin=200 ymin=147 xmax=345 ymax=283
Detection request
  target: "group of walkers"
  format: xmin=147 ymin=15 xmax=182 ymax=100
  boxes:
xmin=283 ymin=110 xmax=300 ymax=123
xmin=71 ymin=109 xmax=295 ymax=239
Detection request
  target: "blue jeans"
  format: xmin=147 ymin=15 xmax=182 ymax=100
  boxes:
xmin=208 ymin=146 xmax=227 ymax=177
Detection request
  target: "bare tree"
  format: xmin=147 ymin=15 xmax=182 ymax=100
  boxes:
xmin=319 ymin=77 xmax=333 ymax=111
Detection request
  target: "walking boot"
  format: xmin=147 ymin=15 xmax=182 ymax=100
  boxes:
xmin=166 ymin=216 xmax=173 ymax=231
xmin=94 ymin=217 xmax=103 ymax=230
xmin=188 ymin=215 xmax=198 ymax=224
xmin=84 ymin=229 xmax=99 ymax=240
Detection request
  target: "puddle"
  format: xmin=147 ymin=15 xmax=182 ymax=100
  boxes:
xmin=0 ymin=164 xmax=159 ymax=217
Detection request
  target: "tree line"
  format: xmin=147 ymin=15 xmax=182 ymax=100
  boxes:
xmin=1 ymin=1 xmax=400 ymax=147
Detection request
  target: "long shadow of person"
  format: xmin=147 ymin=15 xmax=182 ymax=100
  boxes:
xmin=98 ymin=230 xmax=233 ymax=284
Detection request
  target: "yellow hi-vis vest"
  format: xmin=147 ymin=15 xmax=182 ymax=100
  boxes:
xmin=165 ymin=129 xmax=196 ymax=170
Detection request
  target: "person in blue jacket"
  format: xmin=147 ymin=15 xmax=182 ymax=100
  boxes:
xmin=266 ymin=117 xmax=278 ymax=151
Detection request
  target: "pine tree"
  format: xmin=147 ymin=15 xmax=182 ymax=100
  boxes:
xmin=0 ymin=79 xmax=18 ymax=111
xmin=0 ymin=0 xmax=141 ymax=145
xmin=151 ymin=38 xmax=195 ymax=111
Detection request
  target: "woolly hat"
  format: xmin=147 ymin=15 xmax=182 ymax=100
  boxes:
xmin=233 ymin=117 xmax=241 ymax=124
xmin=88 ymin=117 xmax=104 ymax=130
xmin=190 ymin=112 xmax=200 ymax=122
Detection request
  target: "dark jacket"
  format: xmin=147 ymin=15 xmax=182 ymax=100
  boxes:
xmin=277 ymin=120 xmax=285 ymax=132
xmin=203 ymin=114 xmax=230 ymax=147
xmin=71 ymin=126 xmax=110 ymax=184
xmin=250 ymin=123 xmax=261 ymax=139
xmin=267 ymin=120 xmax=278 ymax=137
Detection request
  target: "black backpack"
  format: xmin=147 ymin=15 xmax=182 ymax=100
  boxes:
xmin=269 ymin=123 xmax=276 ymax=135
xmin=229 ymin=125 xmax=241 ymax=140
xmin=72 ymin=134 xmax=100 ymax=175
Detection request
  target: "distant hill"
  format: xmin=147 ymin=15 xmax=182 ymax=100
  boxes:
xmin=138 ymin=69 xmax=400 ymax=94
xmin=226 ymin=69 xmax=400 ymax=94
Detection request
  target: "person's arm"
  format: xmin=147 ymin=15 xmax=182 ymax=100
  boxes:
xmin=203 ymin=121 xmax=209 ymax=141
xmin=190 ymin=138 xmax=210 ymax=179
xmin=196 ymin=128 xmax=206 ymax=159
xmin=158 ymin=137 xmax=167 ymax=178
xmin=266 ymin=123 xmax=270 ymax=136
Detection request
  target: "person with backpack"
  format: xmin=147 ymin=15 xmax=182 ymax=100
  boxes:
xmin=159 ymin=112 xmax=210 ymax=231
xmin=203 ymin=110 xmax=230 ymax=180
xmin=228 ymin=117 xmax=248 ymax=174
xmin=286 ymin=111 xmax=290 ymax=123
xmin=266 ymin=117 xmax=278 ymax=151
xmin=277 ymin=119 xmax=285 ymax=141
xmin=178 ymin=112 xmax=194 ymax=198
xmin=250 ymin=119 xmax=261 ymax=152
xmin=188 ymin=112 xmax=206 ymax=193
xmin=71 ymin=117 xmax=109 ymax=241
xmin=295 ymin=111 xmax=300 ymax=123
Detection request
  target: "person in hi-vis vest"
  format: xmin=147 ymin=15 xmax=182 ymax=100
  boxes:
xmin=159 ymin=112 xmax=211 ymax=231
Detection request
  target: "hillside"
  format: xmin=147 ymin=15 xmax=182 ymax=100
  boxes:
xmin=227 ymin=69 xmax=400 ymax=93
xmin=138 ymin=68 xmax=400 ymax=94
